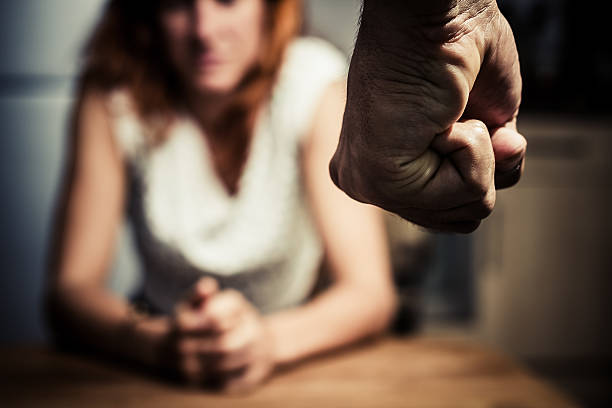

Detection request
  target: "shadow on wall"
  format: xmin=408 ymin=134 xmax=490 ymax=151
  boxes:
xmin=0 ymin=0 xmax=106 ymax=343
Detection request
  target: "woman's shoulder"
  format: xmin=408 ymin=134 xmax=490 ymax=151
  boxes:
xmin=280 ymin=37 xmax=348 ymax=85
xmin=82 ymin=86 xmax=150 ymax=161
xmin=271 ymin=37 xmax=347 ymax=142
xmin=285 ymin=37 xmax=347 ymax=62
xmin=102 ymin=87 xmax=139 ymax=119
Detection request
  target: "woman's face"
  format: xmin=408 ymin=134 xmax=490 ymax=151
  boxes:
xmin=159 ymin=0 xmax=266 ymax=96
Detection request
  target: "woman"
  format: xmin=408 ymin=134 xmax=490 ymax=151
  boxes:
xmin=46 ymin=0 xmax=397 ymax=393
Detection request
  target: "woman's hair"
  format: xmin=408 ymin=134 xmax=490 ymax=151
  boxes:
xmin=78 ymin=0 xmax=302 ymax=192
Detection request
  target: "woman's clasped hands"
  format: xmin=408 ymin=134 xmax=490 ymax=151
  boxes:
xmin=168 ymin=277 xmax=275 ymax=393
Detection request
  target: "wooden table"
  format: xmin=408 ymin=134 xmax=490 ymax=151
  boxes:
xmin=1 ymin=336 xmax=579 ymax=408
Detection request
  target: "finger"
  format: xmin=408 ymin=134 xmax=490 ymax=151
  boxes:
xmin=207 ymin=317 xmax=260 ymax=373
xmin=490 ymin=124 xmax=526 ymax=172
xmin=398 ymin=185 xmax=495 ymax=233
xmin=495 ymin=158 xmax=524 ymax=189
xmin=432 ymin=120 xmax=495 ymax=189
xmin=180 ymin=353 xmax=205 ymax=386
xmin=202 ymin=289 xmax=249 ymax=333
xmin=490 ymin=124 xmax=526 ymax=189
xmin=175 ymin=303 xmax=224 ymax=334
xmin=174 ymin=278 xmax=220 ymax=332
xmin=193 ymin=313 xmax=252 ymax=355
xmin=189 ymin=277 xmax=219 ymax=307
xmin=177 ymin=336 xmax=208 ymax=355
xmin=174 ymin=303 xmax=211 ymax=333
xmin=220 ymin=371 xmax=254 ymax=395
xmin=220 ymin=364 xmax=269 ymax=395
xmin=208 ymin=343 xmax=253 ymax=373
xmin=416 ymin=120 xmax=495 ymax=210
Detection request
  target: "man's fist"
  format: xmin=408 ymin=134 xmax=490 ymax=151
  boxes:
xmin=330 ymin=0 xmax=525 ymax=232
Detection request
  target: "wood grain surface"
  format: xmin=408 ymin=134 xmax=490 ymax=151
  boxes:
xmin=0 ymin=336 xmax=579 ymax=408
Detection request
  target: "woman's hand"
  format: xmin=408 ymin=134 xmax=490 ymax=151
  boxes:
xmin=170 ymin=277 xmax=275 ymax=393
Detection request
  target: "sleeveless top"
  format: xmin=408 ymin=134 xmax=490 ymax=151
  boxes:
xmin=107 ymin=37 xmax=347 ymax=315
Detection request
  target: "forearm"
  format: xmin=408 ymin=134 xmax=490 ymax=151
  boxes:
xmin=264 ymin=282 xmax=397 ymax=366
xmin=359 ymin=0 xmax=499 ymax=53
xmin=45 ymin=284 xmax=170 ymax=368
xmin=362 ymin=0 xmax=496 ymax=21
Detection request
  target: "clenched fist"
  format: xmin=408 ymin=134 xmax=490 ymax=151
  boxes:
xmin=330 ymin=0 xmax=525 ymax=233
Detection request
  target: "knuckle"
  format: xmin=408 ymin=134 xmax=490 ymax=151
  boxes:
xmin=177 ymin=339 xmax=193 ymax=356
xmin=475 ymin=191 xmax=496 ymax=219
xmin=216 ymin=335 xmax=237 ymax=354
xmin=208 ymin=314 xmax=227 ymax=332
xmin=477 ymin=198 xmax=495 ymax=219
xmin=329 ymin=154 xmax=341 ymax=189
xmin=463 ymin=121 xmax=490 ymax=150
xmin=462 ymin=142 xmax=494 ymax=199
xmin=463 ymin=160 xmax=494 ymax=199
xmin=218 ymin=331 xmax=250 ymax=355
xmin=225 ymin=289 xmax=245 ymax=303
xmin=174 ymin=313 xmax=191 ymax=332
xmin=471 ymin=120 xmax=489 ymax=137
xmin=180 ymin=357 xmax=201 ymax=379
xmin=466 ymin=176 xmax=490 ymax=199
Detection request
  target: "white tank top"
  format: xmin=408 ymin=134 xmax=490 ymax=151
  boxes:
xmin=107 ymin=37 xmax=347 ymax=314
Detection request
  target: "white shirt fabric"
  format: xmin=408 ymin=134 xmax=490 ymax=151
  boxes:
xmin=107 ymin=37 xmax=347 ymax=314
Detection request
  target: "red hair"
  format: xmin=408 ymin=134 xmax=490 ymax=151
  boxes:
xmin=78 ymin=0 xmax=302 ymax=192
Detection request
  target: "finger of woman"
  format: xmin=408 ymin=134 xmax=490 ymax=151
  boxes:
xmin=196 ymin=313 xmax=253 ymax=355
xmin=207 ymin=344 xmax=253 ymax=373
xmin=174 ymin=303 xmax=202 ymax=332
xmin=177 ymin=336 xmax=205 ymax=355
xmin=174 ymin=278 xmax=220 ymax=332
xmin=220 ymin=364 xmax=269 ymax=395
xmin=174 ymin=302 xmax=219 ymax=333
xmin=202 ymin=289 xmax=249 ymax=333
xmin=189 ymin=277 xmax=219 ymax=307
xmin=180 ymin=353 xmax=205 ymax=386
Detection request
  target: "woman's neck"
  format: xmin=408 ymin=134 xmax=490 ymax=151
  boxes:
xmin=185 ymin=89 xmax=233 ymax=136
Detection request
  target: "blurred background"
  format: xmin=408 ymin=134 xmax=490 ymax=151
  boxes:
xmin=0 ymin=0 xmax=610 ymax=406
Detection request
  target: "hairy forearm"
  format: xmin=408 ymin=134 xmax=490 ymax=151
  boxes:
xmin=45 ymin=284 xmax=169 ymax=368
xmin=264 ymin=283 xmax=397 ymax=366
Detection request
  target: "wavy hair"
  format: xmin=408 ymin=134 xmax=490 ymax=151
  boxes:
xmin=77 ymin=0 xmax=302 ymax=190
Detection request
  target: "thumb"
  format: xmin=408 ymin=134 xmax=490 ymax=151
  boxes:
xmin=490 ymin=124 xmax=526 ymax=189
xmin=189 ymin=277 xmax=219 ymax=308
xmin=175 ymin=277 xmax=220 ymax=332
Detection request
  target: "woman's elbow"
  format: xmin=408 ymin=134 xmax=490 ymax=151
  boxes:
xmin=362 ymin=283 xmax=398 ymax=336
xmin=377 ymin=287 xmax=399 ymax=334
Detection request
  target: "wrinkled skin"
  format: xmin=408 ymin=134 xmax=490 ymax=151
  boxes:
xmin=330 ymin=0 xmax=525 ymax=233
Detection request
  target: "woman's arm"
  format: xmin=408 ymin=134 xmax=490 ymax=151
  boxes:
xmin=161 ymin=82 xmax=397 ymax=391
xmin=264 ymin=81 xmax=398 ymax=366
xmin=45 ymin=89 xmax=170 ymax=367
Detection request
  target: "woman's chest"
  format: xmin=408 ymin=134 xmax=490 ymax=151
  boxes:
xmin=130 ymin=118 xmax=305 ymax=256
